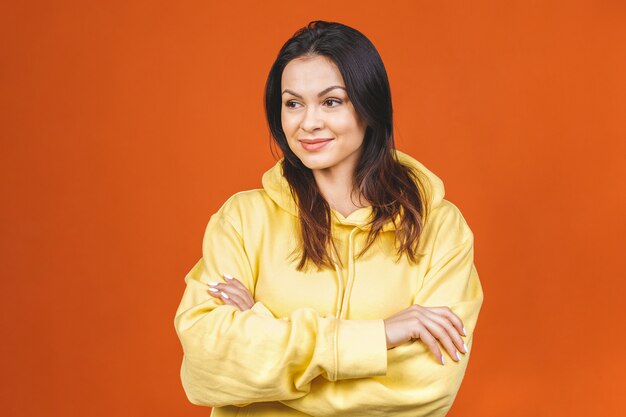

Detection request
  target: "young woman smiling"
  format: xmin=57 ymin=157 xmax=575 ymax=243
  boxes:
xmin=174 ymin=20 xmax=484 ymax=417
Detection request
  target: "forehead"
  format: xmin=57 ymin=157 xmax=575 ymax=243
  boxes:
xmin=281 ymin=55 xmax=345 ymax=91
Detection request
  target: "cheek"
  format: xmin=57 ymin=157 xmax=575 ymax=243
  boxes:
xmin=329 ymin=111 xmax=363 ymax=136
xmin=281 ymin=111 xmax=297 ymax=135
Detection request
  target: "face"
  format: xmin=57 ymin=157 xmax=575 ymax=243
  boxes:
xmin=281 ymin=55 xmax=367 ymax=178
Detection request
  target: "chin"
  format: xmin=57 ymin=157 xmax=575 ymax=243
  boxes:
xmin=294 ymin=154 xmax=335 ymax=171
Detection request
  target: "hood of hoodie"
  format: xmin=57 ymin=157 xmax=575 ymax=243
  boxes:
xmin=261 ymin=149 xmax=445 ymax=231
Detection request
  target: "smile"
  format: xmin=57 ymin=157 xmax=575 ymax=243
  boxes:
xmin=299 ymin=138 xmax=333 ymax=151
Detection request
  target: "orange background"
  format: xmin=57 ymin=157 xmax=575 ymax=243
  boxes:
xmin=2 ymin=1 xmax=625 ymax=416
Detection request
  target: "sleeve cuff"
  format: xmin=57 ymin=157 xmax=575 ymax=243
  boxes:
xmin=250 ymin=301 xmax=276 ymax=318
xmin=336 ymin=319 xmax=388 ymax=379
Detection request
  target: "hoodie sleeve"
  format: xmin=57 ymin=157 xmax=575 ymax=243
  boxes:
xmin=173 ymin=205 xmax=388 ymax=408
xmin=280 ymin=201 xmax=484 ymax=417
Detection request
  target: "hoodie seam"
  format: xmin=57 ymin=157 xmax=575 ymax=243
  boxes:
xmin=220 ymin=213 xmax=242 ymax=235
xmin=417 ymin=234 xmax=474 ymax=293
xmin=332 ymin=319 xmax=338 ymax=381
xmin=214 ymin=212 xmax=259 ymax=294
xmin=332 ymin=251 xmax=343 ymax=382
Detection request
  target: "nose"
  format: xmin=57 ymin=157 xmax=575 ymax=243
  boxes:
xmin=300 ymin=105 xmax=323 ymax=132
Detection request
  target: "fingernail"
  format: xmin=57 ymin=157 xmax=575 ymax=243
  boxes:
xmin=208 ymin=287 xmax=219 ymax=293
xmin=208 ymin=281 xmax=219 ymax=287
xmin=463 ymin=342 xmax=468 ymax=353
xmin=455 ymin=351 xmax=461 ymax=361
xmin=223 ymin=273 xmax=234 ymax=280
xmin=220 ymin=291 xmax=230 ymax=299
xmin=441 ymin=356 xmax=445 ymax=365
xmin=463 ymin=326 xmax=467 ymax=336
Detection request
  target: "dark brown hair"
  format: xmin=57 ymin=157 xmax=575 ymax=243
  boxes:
xmin=264 ymin=20 xmax=429 ymax=271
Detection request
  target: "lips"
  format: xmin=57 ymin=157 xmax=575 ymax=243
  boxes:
xmin=299 ymin=138 xmax=333 ymax=151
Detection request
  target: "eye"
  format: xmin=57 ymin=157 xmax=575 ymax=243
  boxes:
xmin=285 ymin=100 xmax=302 ymax=109
xmin=324 ymin=98 xmax=342 ymax=107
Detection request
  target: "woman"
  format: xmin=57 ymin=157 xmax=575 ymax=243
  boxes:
xmin=174 ymin=20 xmax=483 ymax=417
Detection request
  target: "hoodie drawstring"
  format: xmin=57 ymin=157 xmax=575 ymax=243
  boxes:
xmin=333 ymin=227 xmax=359 ymax=320
xmin=333 ymin=262 xmax=343 ymax=317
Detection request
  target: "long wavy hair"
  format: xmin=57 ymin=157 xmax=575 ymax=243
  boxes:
xmin=264 ymin=20 xmax=429 ymax=271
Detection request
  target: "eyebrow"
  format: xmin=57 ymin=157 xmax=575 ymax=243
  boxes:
xmin=281 ymin=85 xmax=347 ymax=99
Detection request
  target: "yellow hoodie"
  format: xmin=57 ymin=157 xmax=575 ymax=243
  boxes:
xmin=174 ymin=149 xmax=484 ymax=417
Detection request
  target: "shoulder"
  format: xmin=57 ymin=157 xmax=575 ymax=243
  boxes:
xmin=420 ymin=199 xmax=474 ymax=254
xmin=217 ymin=189 xmax=269 ymax=214
xmin=212 ymin=188 xmax=280 ymax=232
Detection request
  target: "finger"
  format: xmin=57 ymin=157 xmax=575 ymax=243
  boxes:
xmin=211 ymin=280 xmax=249 ymax=304
xmin=223 ymin=274 xmax=255 ymax=307
xmin=220 ymin=291 xmax=247 ymax=311
xmin=218 ymin=288 xmax=250 ymax=311
xmin=209 ymin=288 xmax=247 ymax=310
xmin=431 ymin=306 xmax=466 ymax=337
xmin=414 ymin=326 xmax=445 ymax=365
xmin=428 ymin=312 xmax=468 ymax=354
xmin=223 ymin=275 xmax=255 ymax=308
xmin=420 ymin=314 xmax=461 ymax=362
xmin=216 ymin=283 xmax=253 ymax=310
xmin=207 ymin=287 xmax=225 ymax=303
xmin=220 ymin=292 xmax=244 ymax=310
xmin=208 ymin=283 xmax=247 ymax=310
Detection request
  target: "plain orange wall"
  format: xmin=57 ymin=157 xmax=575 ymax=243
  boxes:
xmin=2 ymin=1 xmax=625 ymax=416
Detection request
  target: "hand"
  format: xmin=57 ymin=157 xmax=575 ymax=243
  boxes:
xmin=383 ymin=304 xmax=468 ymax=365
xmin=207 ymin=273 xmax=255 ymax=311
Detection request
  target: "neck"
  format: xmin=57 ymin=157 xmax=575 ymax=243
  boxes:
xmin=313 ymin=165 xmax=369 ymax=217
